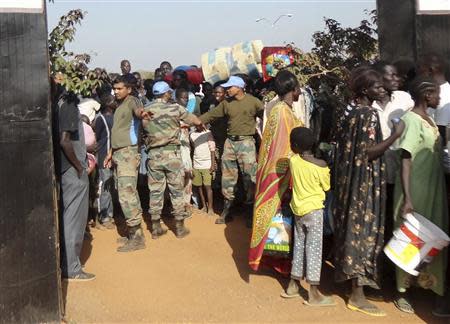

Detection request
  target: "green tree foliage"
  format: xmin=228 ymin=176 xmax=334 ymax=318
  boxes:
xmin=263 ymin=11 xmax=378 ymax=142
xmin=312 ymin=12 xmax=378 ymax=73
xmin=264 ymin=11 xmax=378 ymax=102
xmin=300 ymin=10 xmax=378 ymax=102
xmin=48 ymin=9 xmax=101 ymax=96
xmin=308 ymin=10 xmax=378 ymax=140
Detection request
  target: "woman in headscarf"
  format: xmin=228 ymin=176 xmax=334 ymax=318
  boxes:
xmin=249 ymin=70 xmax=303 ymax=273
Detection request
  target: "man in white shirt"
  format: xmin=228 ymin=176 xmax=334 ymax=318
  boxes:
xmin=372 ymin=62 xmax=414 ymax=275
xmin=372 ymin=61 xmax=414 ymax=184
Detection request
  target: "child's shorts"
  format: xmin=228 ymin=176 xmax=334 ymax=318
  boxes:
xmin=192 ymin=169 xmax=212 ymax=186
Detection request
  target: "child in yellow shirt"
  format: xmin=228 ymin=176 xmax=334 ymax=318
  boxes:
xmin=282 ymin=127 xmax=335 ymax=306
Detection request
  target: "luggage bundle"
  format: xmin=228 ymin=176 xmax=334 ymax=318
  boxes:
xmin=201 ymin=40 xmax=264 ymax=84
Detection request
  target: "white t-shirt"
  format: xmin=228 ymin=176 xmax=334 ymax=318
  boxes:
xmin=373 ymin=91 xmax=414 ymax=184
xmin=190 ymin=130 xmax=215 ymax=169
xmin=372 ymin=90 xmax=414 ymax=140
xmin=430 ymin=82 xmax=450 ymax=126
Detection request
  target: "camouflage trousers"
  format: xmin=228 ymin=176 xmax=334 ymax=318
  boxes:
xmin=221 ymin=137 xmax=257 ymax=204
xmin=112 ymin=146 xmax=142 ymax=227
xmin=147 ymin=146 xmax=185 ymax=221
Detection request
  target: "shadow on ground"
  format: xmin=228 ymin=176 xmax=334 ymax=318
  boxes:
xmin=223 ymin=207 xmax=289 ymax=292
xmin=222 ymin=207 xmax=446 ymax=323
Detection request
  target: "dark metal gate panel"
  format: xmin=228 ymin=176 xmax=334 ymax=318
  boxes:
xmin=377 ymin=0 xmax=417 ymax=62
xmin=416 ymin=14 xmax=450 ymax=62
xmin=0 ymin=5 xmax=62 ymax=324
xmin=378 ymin=0 xmax=450 ymax=71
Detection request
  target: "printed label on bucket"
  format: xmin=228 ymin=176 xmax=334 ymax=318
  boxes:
xmin=385 ymin=212 xmax=450 ymax=276
xmin=385 ymin=244 xmax=420 ymax=265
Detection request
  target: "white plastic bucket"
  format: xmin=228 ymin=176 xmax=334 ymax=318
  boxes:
xmin=384 ymin=212 xmax=450 ymax=276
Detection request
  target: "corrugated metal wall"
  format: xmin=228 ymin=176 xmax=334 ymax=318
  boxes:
xmin=0 ymin=5 xmax=62 ymax=323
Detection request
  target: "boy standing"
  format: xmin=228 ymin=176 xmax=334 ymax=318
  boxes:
xmin=190 ymin=129 xmax=216 ymax=215
xmin=95 ymin=94 xmax=117 ymax=229
xmin=175 ymin=88 xmax=194 ymax=217
xmin=281 ymin=127 xmax=335 ymax=307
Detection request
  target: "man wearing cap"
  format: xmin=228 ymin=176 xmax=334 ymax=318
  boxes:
xmin=143 ymin=81 xmax=204 ymax=238
xmin=104 ymin=75 xmax=151 ymax=252
xmin=199 ymin=76 xmax=264 ymax=225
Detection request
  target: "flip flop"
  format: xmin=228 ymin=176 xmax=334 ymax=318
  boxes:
xmin=394 ymin=296 xmax=415 ymax=314
xmin=303 ymin=296 xmax=336 ymax=307
xmin=432 ymin=309 xmax=450 ymax=317
xmin=345 ymin=291 xmax=384 ymax=302
xmin=365 ymin=294 xmax=384 ymax=302
xmin=347 ymin=303 xmax=387 ymax=317
xmin=280 ymin=291 xmax=301 ymax=299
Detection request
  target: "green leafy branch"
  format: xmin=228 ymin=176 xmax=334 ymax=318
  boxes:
xmin=48 ymin=9 xmax=101 ymax=96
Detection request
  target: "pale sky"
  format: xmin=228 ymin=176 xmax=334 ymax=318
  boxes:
xmin=46 ymin=0 xmax=376 ymax=74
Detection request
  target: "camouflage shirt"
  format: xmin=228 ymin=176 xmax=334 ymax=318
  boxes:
xmin=144 ymin=99 xmax=197 ymax=149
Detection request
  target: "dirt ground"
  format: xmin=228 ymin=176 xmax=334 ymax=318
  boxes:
xmin=63 ymin=209 xmax=444 ymax=323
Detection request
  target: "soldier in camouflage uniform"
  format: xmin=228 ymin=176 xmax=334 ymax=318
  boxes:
xmin=200 ymin=76 xmax=264 ymax=225
xmin=104 ymin=75 xmax=151 ymax=252
xmin=143 ymin=81 xmax=204 ymax=238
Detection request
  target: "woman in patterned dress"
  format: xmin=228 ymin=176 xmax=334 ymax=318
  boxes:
xmin=333 ymin=67 xmax=404 ymax=317
xmin=249 ymin=70 xmax=303 ymax=273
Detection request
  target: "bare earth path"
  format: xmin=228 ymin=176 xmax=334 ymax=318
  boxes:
xmin=64 ymin=210 xmax=442 ymax=323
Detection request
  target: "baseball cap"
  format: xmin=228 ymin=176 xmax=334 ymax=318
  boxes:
xmin=153 ymin=81 xmax=173 ymax=95
xmin=221 ymin=76 xmax=245 ymax=88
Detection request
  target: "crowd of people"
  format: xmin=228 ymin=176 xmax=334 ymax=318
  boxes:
xmin=51 ymin=52 xmax=450 ymax=318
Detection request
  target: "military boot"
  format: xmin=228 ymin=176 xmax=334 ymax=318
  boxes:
xmin=175 ymin=220 xmax=190 ymax=238
xmin=215 ymin=199 xmax=232 ymax=224
xmin=151 ymin=220 xmax=168 ymax=239
xmin=117 ymin=225 xmax=146 ymax=252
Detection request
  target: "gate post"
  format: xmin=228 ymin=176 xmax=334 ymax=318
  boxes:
xmin=0 ymin=1 xmax=62 ymax=322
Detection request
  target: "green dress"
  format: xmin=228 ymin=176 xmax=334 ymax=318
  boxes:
xmin=393 ymin=111 xmax=448 ymax=296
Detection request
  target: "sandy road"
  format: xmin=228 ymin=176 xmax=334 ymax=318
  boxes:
xmin=63 ymin=210 xmax=440 ymax=323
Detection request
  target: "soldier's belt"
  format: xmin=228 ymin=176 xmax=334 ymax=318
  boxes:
xmin=148 ymin=144 xmax=180 ymax=151
xmin=227 ymin=135 xmax=253 ymax=141
xmin=112 ymin=145 xmax=138 ymax=153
